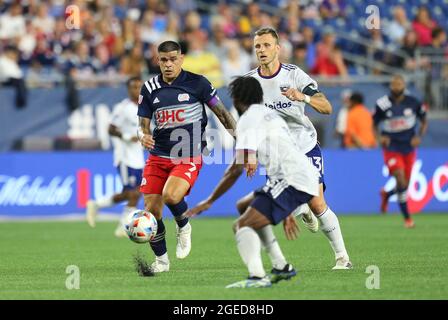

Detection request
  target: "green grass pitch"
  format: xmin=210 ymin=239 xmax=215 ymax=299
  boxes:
xmin=0 ymin=214 xmax=447 ymax=300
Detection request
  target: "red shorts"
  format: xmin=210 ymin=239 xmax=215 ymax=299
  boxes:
xmin=383 ymin=149 xmax=416 ymax=181
xmin=140 ymin=154 xmax=203 ymax=195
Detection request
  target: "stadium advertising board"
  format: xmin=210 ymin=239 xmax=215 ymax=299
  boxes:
xmin=0 ymin=150 xmax=446 ymax=217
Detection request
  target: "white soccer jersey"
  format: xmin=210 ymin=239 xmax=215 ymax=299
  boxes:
xmin=246 ymin=63 xmax=319 ymax=153
xmin=235 ymin=104 xmax=319 ymax=197
xmin=110 ymin=98 xmax=145 ymax=169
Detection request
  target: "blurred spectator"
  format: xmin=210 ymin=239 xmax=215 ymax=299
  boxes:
xmin=183 ymin=29 xmax=224 ymax=88
xmin=32 ymin=35 xmax=56 ymax=67
xmin=114 ymin=0 xmax=128 ymax=20
xmin=291 ymin=42 xmax=308 ymax=72
xmin=63 ymin=40 xmax=98 ymax=88
xmin=344 ymin=92 xmax=376 ymax=149
xmin=216 ymin=3 xmax=238 ymax=37
xmin=312 ymin=29 xmax=348 ymax=76
xmin=412 ymin=6 xmax=437 ymax=46
xmin=430 ymin=27 xmax=447 ymax=52
xmin=334 ymin=89 xmax=352 ymax=148
xmin=384 ymin=6 xmax=411 ymax=45
xmin=239 ymin=2 xmax=261 ymax=34
xmin=18 ymin=20 xmax=37 ymax=60
xmin=32 ymin=2 xmax=55 ymax=36
xmin=221 ymin=40 xmax=251 ymax=86
xmin=168 ymin=0 xmax=197 ymax=17
xmin=0 ymin=3 xmax=26 ymax=41
xmin=145 ymin=43 xmax=160 ymax=74
xmin=279 ymin=35 xmax=293 ymax=63
xmin=284 ymin=15 xmax=303 ymax=46
xmin=184 ymin=10 xmax=202 ymax=32
xmin=158 ymin=12 xmax=180 ymax=42
xmin=120 ymin=42 xmax=145 ymax=77
xmin=302 ymin=26 xmax=316 ymax=70
xmin=396 ymin=30 xmax=430 ymax=71
xmin=300 ymin=0 xmax=320 ymax=20
xmin=319 ymin=0 xmax=346 ymax=19
xmin=239 ymin=33 xmax=258 ymax=68
xmin=140 ymin=10 xmax=164 ymax=45
xmin=0 ymin=46 xmax=27 ymax=108
xmin=93 ymin=43 xmax=117 ymax=75
xmin=206 ymin=16 xmax=228 ymax=61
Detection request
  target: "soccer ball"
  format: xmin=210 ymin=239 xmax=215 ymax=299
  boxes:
xmin=125 ymin=210 xmax=158 ymax=244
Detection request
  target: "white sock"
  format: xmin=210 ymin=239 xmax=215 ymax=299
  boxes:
xmin=96 ymin=196 xmax=114 ymax=208
xmin=235 ymin=226 xmax=266 ymax=278
xmin=317 ymin=207 xmax=348 ymax=260
xmin=256 ymin=225 xmax=287 ymax=270
xmin=292 ymin=203 xmax=309 ymax=217
xmin=156 ymin=252 xmax=169 ymax=264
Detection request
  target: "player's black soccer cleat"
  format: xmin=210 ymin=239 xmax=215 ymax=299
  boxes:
xmin=269 ymin=263 xmax=297 ymax=283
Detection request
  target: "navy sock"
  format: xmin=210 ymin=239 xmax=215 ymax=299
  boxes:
xmin=150 ymin=219 xmax=167 ymax=257
xmin=386 ymin=188 xmax=397 ymax=199
xmin=167 ymin=199 xmax=189 ymax=228
xmin=397 ymin=188 xmax=410 ymax=220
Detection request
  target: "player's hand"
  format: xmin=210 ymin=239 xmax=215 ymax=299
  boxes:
xmin=379 ymin=135 xmax=390 ymax=148
xmin=281 ymin=88 xmax=304 ymax=102
xmin=140 ymin=134 xmax=155 ymax=150
xmin=411 ymin=136 xmax=421 ymax=148
xmin=245 ymin=162 xmax=257 ymax=178
xmin=187 ymin=199 xmax=213 ymax=217
xmin=283 ymin=214 xmax=300 ymax=240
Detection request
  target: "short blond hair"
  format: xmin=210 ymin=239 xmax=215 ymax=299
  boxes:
xmin=254 ymin=27 xmax=279 ymax=44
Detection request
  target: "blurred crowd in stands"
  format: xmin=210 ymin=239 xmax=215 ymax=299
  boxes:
xmin=0 ymin=0 xmax=447 ymax=109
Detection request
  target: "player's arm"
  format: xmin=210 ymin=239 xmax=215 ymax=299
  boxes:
xmin=412 ymin=104 xmax=429 ymax=147
xmin=109 ymin=124 xmax=139 ymax=142
xmin=137 ymin=85 xmax=155 ymax=149
xmin=372 ymin=104 xmax=390 ymax=148
xmin=236 ymin=149 xmax=257 ymax=178
xmin=200 ymin=77 xmax=237 ymax=138
xmin=137 ymin=117 xmax=155 ymax=149
xmin=282 ymin=86 xmax=332 ymax=114
xmin=209 ymin=100 xmax=237 ymax=138
xmin=285 ymin=69 xmax=332 ymax=114
xmin=188 ymin=158 xmax=244 ymax=217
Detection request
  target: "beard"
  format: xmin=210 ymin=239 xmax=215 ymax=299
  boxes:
xmin=391 ymin=89 xmax=404 ymax=98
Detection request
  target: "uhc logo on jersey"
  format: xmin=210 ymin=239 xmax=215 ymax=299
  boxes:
xmin=265 ymin=101 xmax=292 ymax=110
xmin=156 ymin=109 xmax=185 ymax=124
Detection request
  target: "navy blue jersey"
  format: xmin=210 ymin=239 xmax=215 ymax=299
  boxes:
xmin=373 ymin=94 xmax=427 ymax=153
xmin=137 ymin=70 xmax=219 ymax=158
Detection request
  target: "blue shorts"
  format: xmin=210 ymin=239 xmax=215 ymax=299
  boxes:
xmin=306 ymin=143 xmax=326 ymax=190
xmin=116 ymin=163 xmax=143 ymax=191
xmin=251 ymin=180 xmax=313 ymax=225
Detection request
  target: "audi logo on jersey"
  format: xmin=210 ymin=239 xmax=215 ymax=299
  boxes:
xmin=156 ymin=109 xmax=185 ymax=124
xmin=265 ymin=101 xmax=292 ymax=110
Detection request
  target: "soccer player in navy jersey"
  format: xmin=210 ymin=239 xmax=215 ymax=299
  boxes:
xmin=373 ymin=74 xmax=428 ymax=228
xmin=136 ymin=41 xmax=236 ymax=273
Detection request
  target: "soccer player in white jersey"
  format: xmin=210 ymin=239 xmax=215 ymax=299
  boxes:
xmin=225 ymin=76 xmax=321 ymax=288
xmin=86 ymin=76 xmax=145 ymax=237
xmin=190 ymin=27 xmax=352 ymax=270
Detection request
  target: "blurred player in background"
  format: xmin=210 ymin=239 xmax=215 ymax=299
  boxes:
xmin=225 ymin=76 xmax=321 ymax=288
xmin=137 ymin=41 xmax=236 ymax=274
xmin=86 ymin=76 xmax=145 ymax=237
xmin=374 ymin=74 xmax=428 ymax=228
xmin=190 ymin=27 xmax=352 ymax=271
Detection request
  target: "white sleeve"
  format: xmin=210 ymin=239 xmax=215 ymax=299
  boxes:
xmin=235 ymin=113 xmax=262 ymax=151
xmin=294 ymin=68 xmax=318 ymax=93
xmin=110 ymin=103 xmax=123 ymax=127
